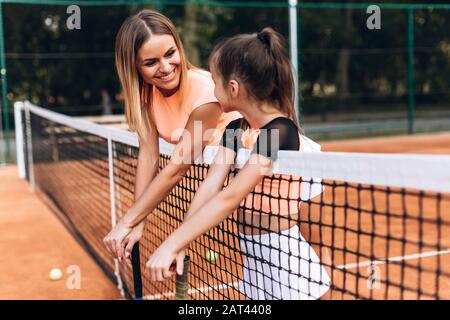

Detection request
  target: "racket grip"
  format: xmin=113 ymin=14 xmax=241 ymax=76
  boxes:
xmin=131 ymin=243 xmax=143 ymax=300
xmin=175 ymin=255 xmax=190 ymax=300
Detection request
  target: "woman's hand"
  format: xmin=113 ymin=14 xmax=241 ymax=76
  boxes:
xmin=146 ymin=243 xmax=186 ymax=282
xmin=103 ymin=220 xmax=133 ymax=260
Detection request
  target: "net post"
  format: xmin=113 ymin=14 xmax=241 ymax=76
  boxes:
xmin=113 ymin=145 xmax=123 ymax=218
xmin=24 ymin=101 xmax=35 ymax=192
xmin=107 ymin=130 xmax=125 ymax=298
xmin=14 ymin=101 xmax=25 ymax=178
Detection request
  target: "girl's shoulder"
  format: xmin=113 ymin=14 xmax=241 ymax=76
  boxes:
xmin=261 ymin=117 xmax=322 ymax=153
xmin=224 ymin=118 xmax=245 ymax=130
xmin=299 ymin=134 xmax=321 ymax=152
xmin=260 ymin=116 xmax=297 ymax=130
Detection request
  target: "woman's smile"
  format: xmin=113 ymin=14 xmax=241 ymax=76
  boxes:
xmin=156 ymin=67 xmax=177 ymax=83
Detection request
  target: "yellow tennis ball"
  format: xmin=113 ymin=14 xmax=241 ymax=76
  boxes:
xmin=205 ymin=250 xmax=218 ymax=263
xmin=49 ymin=268 xmax=63 ymax=281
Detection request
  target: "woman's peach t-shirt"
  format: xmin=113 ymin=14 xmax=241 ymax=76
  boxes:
xmin=150 ymin=69 xmax=241 ymax=144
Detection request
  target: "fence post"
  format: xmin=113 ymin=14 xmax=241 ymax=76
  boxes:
xmin=407 ymin=8 xmax=415 ymax=134
xmin=0 ymin=3 xmax=10 ymax=156
xmin=289 ymin=0 xmax=300 ymax=121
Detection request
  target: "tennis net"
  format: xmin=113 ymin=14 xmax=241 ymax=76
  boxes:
xmin=15 ymin=101 xmax=450 ymax=300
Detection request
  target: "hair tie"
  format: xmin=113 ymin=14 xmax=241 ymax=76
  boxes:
xmin=257 ymin=32 xmax=269 ymax=46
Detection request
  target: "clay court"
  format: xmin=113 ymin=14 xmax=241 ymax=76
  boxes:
xmin=2 ymin=131 xmax=449 ymax=299
xmin=0 ymin=0 xmax=449 ymax=302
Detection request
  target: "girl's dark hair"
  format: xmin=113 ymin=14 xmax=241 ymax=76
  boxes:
xmin=210 ymin=27 xmax=301 ymax=131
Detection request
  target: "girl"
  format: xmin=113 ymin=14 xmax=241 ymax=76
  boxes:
xmin=146 ymin=28 xmax=330 ymax=300
xmin=103 ymin=10 xmax=241 ymax=261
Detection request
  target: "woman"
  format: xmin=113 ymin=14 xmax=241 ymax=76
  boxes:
xmin=146 ymin=28 xmax=331 ymax=300
xmin=103 ymin=9 xmax=240 ymax=262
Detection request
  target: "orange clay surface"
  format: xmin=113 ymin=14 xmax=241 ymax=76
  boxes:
xmin=318 ymin=132 xmax=450 ymax=299
xmin=320 ymin=132 xmax=450 ymax=154
xmin=0 ymin=165 xmax=121 ymax=299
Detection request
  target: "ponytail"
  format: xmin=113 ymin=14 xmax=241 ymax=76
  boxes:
xmin=257 ymin=28 xmax=299 ymax=129
xmin=210 ymin=27 xmax=301 ymax=131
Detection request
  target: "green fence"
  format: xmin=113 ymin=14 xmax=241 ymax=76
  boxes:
xmin=1 ymin=1 xmax=449 ymax=161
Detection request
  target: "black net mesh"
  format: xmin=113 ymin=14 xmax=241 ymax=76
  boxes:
xmin=23 ymin=107 xmax=450 ymax=300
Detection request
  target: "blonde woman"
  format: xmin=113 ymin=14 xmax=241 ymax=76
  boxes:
xmin=147 ymin=28 xmax=331 ymax=299
xmin=104 ymin=10 xmax=241 ymax=263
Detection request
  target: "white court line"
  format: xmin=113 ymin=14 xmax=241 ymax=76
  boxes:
xmin=143 ymin=281 xmax=240 ymax=300
xmin=188 ymin=281 xmax=241 ymax=295
xmin=336 ymin=248 xmax=450 ymax=270
xmin=142 ymin=250 xmax=450 ymax=299
xmin=143 ymin=292 xmax=175 ymax=300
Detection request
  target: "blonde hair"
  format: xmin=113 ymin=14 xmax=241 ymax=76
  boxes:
xmin=115 ymin=9 xmax=192 ymax=141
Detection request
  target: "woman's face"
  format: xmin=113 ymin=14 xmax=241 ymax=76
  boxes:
xmin=210 ymin=65 xmax=233 ymax=112
xmin=137 ymin=34 xmax=181 ymax=96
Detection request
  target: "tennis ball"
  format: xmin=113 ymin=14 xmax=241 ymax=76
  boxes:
xmin=205 ymin=250 xmax=218 ymax=263
xmin=49 ymin=268 xmax=63 ymax=281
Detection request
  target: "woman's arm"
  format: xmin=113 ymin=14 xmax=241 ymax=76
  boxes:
xmin=122 ymin=102 xmax=222 ymax=227
xmin=146 ymin=154 xmax=272 ymax=281
xmin=134 ymin=127 xmax=159 ymax=202
xmin=117 ymin=127 xmax=160 ymax=260
xmin=123 ymin=146 xmax=233 ymax=262
xmin=104 ymin=102 xmax=222 ymax=259
xmin=104 ymin=117 xmax=159 ymax=259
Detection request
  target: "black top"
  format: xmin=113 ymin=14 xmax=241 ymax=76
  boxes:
xmin=220 ymin=117 xmax=300 ymax=161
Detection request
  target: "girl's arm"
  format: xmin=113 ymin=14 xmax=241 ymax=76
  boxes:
xmin=184 ymin=146 xmax=236 ymax=219
xmin=161 ymin=145 xmax=236 ymax=270
xmin=146 ymin=153 xmax=273 ymax=281
xmin=104 ymin=102 xmax=222 ymax=259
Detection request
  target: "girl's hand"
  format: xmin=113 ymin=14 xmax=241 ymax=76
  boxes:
xmin=146 ymin=244 xmax=185 ymax=282
xmin=103 ymin=220 xmax=133 ymax=260
xmin=121 ymin=221 xmax=146 ymax=264
xmin=174 ymin=248 xmax=187 ymax=275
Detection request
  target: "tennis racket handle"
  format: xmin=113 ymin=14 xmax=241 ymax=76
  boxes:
xmin=175 ymin=255 xmax=190 ymax=300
